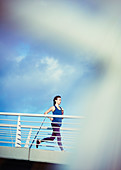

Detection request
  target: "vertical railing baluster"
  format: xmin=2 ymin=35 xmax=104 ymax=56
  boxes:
xmin=25 ymin=128 xmax=32 ymax=148
xmin=15 ymin=115 xmax=21 ymax=147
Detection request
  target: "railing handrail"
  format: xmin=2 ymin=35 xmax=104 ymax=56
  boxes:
xmin=0 ymin=124 xmax=78 ymax=131
xmin=0 ymin=112 xmax=85 ymax=119
xmin=0 ymin=111 xmax=84 ymax=151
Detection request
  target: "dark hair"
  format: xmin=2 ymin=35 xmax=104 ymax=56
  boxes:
xmin=53 ymin=95 xmax=61 ymax=105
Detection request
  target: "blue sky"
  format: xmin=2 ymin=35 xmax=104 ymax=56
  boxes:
xmin=0 ymin=0 xmax=105 ymax=114
xmin=0 ymin=28 xmax=98 ymax=113
xmin=1 ymin=0 xmax=121 ymax=168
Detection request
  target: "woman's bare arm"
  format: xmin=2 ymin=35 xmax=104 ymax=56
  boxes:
xmin=44 ymin=106 xmax=55 ymax=121
xmin=61 ymin=107 xmax=64 ymax=119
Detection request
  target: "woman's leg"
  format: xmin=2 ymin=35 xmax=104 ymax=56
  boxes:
xmin=54 ymin=124 xmax=64 ymax=151
xmin=36 ymin=123 xmax=56 ymax=148
xmin=36 ymin=123 xmax=64 ymax=151
xmin=41 ymin=123 xmax=56 ymax=142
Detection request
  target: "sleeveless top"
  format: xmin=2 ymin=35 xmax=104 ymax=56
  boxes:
xmin=52 ymin=106 xmax=63 ymax=127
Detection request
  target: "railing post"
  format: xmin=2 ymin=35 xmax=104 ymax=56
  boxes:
xmin=25 ymin=128 xmax=32 ymax=148
xmin=15 ymin=115 xmax=21 ymax=147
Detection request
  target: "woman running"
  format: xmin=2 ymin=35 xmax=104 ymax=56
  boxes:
xmin=36 ymin=95 xmax=64 ymax=151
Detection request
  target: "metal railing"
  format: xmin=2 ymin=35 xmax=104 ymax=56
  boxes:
xmin=0 ymin=112 xmax=85 ymax=151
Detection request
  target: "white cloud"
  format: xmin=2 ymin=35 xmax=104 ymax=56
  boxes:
xmin=40 ymin=57 xmax=58 ymax=70
xmin=4 ymin=56 xmax=77 ymax=96
xmin=15 ymin=55 xmax=26 ymax=63
xmin=36 ymin=56 xmax=75 ymax=82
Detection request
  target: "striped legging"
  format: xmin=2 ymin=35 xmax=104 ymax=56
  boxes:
xmin=41 ymin=123 xmax=64 ymax=151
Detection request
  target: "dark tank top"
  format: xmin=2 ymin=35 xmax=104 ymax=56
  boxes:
xmin=52 ymin=106 xmax=63 ymax=127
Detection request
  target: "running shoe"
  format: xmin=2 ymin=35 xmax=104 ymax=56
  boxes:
xmin=36 ymin=139 xmax=40 ymax=148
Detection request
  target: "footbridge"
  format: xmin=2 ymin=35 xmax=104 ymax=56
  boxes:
xmin=0 ymin=112 xmax=84 ymax=165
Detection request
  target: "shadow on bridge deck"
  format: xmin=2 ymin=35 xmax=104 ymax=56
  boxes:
xmin=0 ymin=158 xmax=68 ymax=170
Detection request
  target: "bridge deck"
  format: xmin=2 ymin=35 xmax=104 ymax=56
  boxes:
xmin=0 ymin=146 xmax=69 ymax=164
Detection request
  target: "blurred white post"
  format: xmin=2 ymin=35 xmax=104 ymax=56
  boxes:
xmin=10 ymin=127 xmax=13 ymax=147
xmin=25 ymin=128 xmax=32 ymax=148
xmin=15 ymin=115 xmax=21 ymax=147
